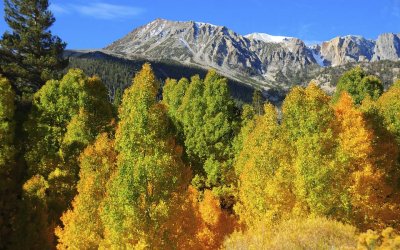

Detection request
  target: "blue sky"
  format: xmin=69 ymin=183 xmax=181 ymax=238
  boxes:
xmin=0 ymin=0 xmax=399 ymax=49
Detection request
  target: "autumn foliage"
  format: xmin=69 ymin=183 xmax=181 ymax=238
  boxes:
xmin=1 ymin=63 xmax=400 ymax=249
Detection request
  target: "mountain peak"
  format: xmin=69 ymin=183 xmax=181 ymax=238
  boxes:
xmin=104 ymin=19 xmax=400 ymax=90
xmin=245 ymin=33 xmax=294 ymax=43
xmin=193 ymin=21 xmax=218 ymax=28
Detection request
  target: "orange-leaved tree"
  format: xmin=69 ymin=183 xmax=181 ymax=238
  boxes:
xmin=56 ymin=133 xmax=117 ymax=249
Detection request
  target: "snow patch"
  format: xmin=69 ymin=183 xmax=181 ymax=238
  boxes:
xmin=245 ymin=33 xmax=293 ymax=43
xmin=195 ymin=22 xmax=217 ymax=28
xmin=342 ymin=35 xmax=363 ymax=39
xmin=311 ymin=49 xmax=325 ymax=67
xmin=149 ymin=23 xmax=166 ymax=36
xmin=179 ymin=38 xmax=194 ymax=54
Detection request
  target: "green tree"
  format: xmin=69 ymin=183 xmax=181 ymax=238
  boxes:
xmin=333 ymin=67 xmax=383 ymax=105
xmin=162 ymin=77 xmax=189 ymax=140
xmin=179 ymin=71 xmax=236 ymax=194
xmin=377 ymin=82 xmax=400 ymax=143
xmin=282 ymin=84 xmax=339 ymax=217
xmin=235 ymin=104 xmax=295 ymax=227
xmin=179 ymin=75 xmax=206 ymax=169
xmin=113 ymin=87 xmax=123 ymax=108
xmin=100 ymin=63 xmax=188 ymax=248
xmin=0 ymin=0 xmax=67 ymax=93
xmin=202 ymin=70 xmax=235 ymax=187
xmin=231 ymin=104 xmax=256 ymax=168
xmin=22 ymin=69 xmax=113 ymax=246
xmin=0 ymin=76 xmax=17 ymax=249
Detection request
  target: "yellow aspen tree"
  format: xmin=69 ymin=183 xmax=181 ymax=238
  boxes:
xmin=100 ymin=63 xmax=188 ymax=248
xmin=331 ymin=93 xmax=400 ymax=230
xmin=282 ymin=84 xmax=338 ymax=216
xmin=22 ymin=69 xmax=114 ymax=247
xmin=0 ymin=76 xmax=17 ymax=249
xmin=56 ymin=134 xmax=117 ymax=249
xmin=235 ymin=104 xmax=295 ymax=227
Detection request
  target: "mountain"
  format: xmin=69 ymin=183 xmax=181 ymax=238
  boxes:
xmin=316 ymin=36 xmax=375 ymax=66
xmin=65 ymin=18 xmax=400 ymax=102
xmin=244 ymin=33 xmax=293 ymax=43
xmin=104 ymin=19 xmax=324 ymax=89
xmin=373 ymin=33 xmax=400 ymax=61
xmin=64 ymin=50 xmax=260 ymax=104
xmin=102 ymin=19 xmax=400 ymax=91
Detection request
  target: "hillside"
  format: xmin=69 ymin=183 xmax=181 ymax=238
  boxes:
xmin=65 ymin=49 xmax=400 ymax=104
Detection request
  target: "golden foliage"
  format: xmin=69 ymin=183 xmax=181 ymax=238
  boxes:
xmin=223 ymin=216 xmax=358 ymax=250
xmin=165 ymin=186 xmax=238 ymax=249
xmin=56 ymin=134 xmax=117 ymax=249
xmin=358 ymin=227 xmax=400 ymax=249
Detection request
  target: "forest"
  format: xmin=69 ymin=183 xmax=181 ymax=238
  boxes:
xmin=1 ymin=0 xmax=400 ymax=249
xmin=2 ymin=62 xmax=400 ymax=249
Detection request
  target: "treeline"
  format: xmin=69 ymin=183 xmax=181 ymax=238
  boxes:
xmin=66 ymin=52 xmax=257 ymax=104
xmin=1 ymin=63 xmax=400 ymax=249
xmin=66 ymin=55 xmax=138 ymax=102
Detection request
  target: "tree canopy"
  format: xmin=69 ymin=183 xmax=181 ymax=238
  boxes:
xmin=0 ymin=0 xmax=67 ymax=93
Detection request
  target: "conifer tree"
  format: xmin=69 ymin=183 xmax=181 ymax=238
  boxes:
xmin=100 ymin=63 xmax=188 ymax=248
xmin=0 ymin=0 xmax=67 ymax=92
xmin=252 ymin=89 xmax=264 ymax=115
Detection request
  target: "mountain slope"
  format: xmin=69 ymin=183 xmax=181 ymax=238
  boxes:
xmin=105 ymin=19 xmax=321 ymax=89
xmin=104 ymin=19 xmax=400 ymax=90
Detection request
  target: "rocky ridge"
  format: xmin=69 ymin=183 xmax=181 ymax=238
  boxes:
xmin=104 ymin=19 xmax=400 ymax=90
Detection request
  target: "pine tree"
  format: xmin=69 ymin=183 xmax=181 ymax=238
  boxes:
xmin=0 ymin=0 xmax=67 ymax=93
xmin=252 ymin=89 xmax=264 ymax=115
xmin=100 ymin=63 xmax=188 ymax=248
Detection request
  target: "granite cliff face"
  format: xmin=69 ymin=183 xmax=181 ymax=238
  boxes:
xmin=317 ymin=36 xmax=375 ymax=66
xmin=104 ymin=19 xmax=400 ymax=90
xmin=372 ymin=33 xmax=400 ymax=61
xmin=105 ymin=19 xmax=320 ymax=88
xmin=105 ymin=19 xmax=263 ymax=83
